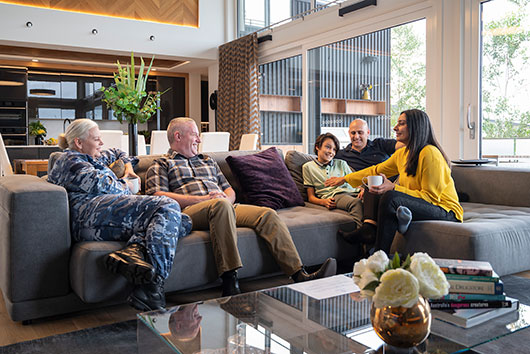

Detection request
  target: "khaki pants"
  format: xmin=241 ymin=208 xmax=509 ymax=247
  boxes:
xmin=184 ymin=198 xmax=303 ymax=276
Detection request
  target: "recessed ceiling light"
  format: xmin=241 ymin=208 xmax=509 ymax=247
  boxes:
xmin=152 ymin=68 xmax=157 ymax=71
xmin=32 ymin=59 xmax=39 ymax=62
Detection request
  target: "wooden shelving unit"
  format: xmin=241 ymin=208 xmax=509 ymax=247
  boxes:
xmin=260 ymin=94 xmax=301 ymax=113
xmin=321 ymin=98 xmax=386 ymax=116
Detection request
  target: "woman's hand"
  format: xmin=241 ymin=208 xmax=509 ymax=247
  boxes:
xmin=325 ymin=176 xmax=346 ymax=187
xmin=322 ymin=198 xmax=336 ymax=210
xmin=123 ymin=162 xmax=139 ymax=180
xmin=369 ymin=174 xmax=395 ymax=195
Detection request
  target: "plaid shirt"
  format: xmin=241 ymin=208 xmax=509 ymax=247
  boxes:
xmin=145 ymin=150 xmax=231 ymax=196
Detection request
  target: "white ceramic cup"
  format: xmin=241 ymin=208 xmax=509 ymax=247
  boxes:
xmin=126 ymin=177 xmax=140 ymax=194
xmin=362 ymin=175 xmax=383 ymax=189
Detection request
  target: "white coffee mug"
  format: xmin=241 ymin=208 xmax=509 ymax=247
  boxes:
xmin=126 ymin=177 xmax=140 ymax=194
xmin=362 ymin=175 xmax=383 ymax=189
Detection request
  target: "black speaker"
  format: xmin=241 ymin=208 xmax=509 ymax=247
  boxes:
xmin=209 ymin=90 xmax=218 ymax=110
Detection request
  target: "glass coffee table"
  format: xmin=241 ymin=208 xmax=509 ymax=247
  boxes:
xmin=137 ymin=274 xmax=530 ymax=353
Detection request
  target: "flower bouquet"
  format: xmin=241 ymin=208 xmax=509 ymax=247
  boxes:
xmin=354 ymin=251 xmax=450 ymax=348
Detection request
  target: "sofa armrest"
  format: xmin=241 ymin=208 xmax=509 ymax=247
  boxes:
xmin=0 ymin=175 xmax=71 ymax=304
xmin=452 ymin=165 xmax=530 ymax=207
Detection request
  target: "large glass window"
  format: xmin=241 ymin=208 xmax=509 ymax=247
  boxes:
xmin=259 ymin=55 xmax=303 ymax=151
xmin=480 ymin=0 xmax=530 ymax=167
xmin=307 ymin=20 xmax=426 ymax=152
xmin=238 ymin=0 xmax=348 ymax=37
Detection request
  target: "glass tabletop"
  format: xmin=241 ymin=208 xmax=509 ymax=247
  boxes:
xmin=137 ymin=274 xmax=530 ymax=354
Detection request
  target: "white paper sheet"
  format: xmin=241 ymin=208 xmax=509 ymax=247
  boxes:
xmin=286 ymin=274 xmax=360 ymax=300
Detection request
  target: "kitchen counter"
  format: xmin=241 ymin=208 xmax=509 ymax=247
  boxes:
xmin=6 ymin=145 xmax=61 ymax=164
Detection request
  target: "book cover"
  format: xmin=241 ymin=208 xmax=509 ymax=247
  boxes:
xmin=444 ymin=271 xmax=500 ymax=283
xmin=434 ymin=258 xmax=493 ymax=277
xmin=439 ymin=293 xmax=506 ymax=301
xmin=448 ymin=279 xmax=504 ymax=295
xmin=429 ymin=299 xmax=512 ymax=309
xmin=432 ymin=297 xmax=519 ymax=328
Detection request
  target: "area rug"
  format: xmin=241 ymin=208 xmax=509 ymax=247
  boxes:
xmin=0 ymin=319 xmax=137 ymax=354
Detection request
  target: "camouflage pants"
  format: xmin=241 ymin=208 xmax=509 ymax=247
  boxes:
xmin=70 ymin=194 xmax=192 ymax=279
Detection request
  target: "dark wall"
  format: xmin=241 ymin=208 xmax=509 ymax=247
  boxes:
xmin=149 ymin=77 xmax=186 ymax=131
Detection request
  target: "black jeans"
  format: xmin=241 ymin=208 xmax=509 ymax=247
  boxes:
xmin=375 ymin=190 xmax=459 ymax=253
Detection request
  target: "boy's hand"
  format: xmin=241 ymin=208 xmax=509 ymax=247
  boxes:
xmin=323 ymin=198 xmax=336 ymax=210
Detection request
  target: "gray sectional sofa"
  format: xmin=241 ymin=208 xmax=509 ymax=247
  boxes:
xmin=0 ymin=150 xmax=360 ymax=323
xmin=1 ymin=150 xmax=530 ymax=323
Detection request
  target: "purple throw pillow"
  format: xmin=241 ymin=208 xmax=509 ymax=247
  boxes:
xmin=226 ymin=147 xmax=305 ymax=210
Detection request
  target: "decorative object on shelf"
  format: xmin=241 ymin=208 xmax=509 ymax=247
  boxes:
xmin=100 ymin=52 xmax=164 ymax=156
xmin=353 ymin=251 xmax=449 ymax=349
xmin=44 ymin=137 xmax=57 ymax=146
xmin=28 ymin=120 xmax=47 ymax=145
xmin=360 ymin=83 xmax=372 ymax=100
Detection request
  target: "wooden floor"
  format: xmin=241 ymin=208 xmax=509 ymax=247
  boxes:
xmin=1 ymin=271 xmax=529 ymax=347
xmin=0 ymin=275 xmax=291 ymax=347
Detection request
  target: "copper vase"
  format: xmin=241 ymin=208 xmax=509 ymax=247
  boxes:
xmin=370 ymin=295 xmax=431 ymax=348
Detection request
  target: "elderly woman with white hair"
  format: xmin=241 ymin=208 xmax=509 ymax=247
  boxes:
xmin=48 ymin=119 xmax=191 ymax=311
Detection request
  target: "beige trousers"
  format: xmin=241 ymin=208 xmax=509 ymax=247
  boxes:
xmin=183 ymin=198 xmax=303 ymax=276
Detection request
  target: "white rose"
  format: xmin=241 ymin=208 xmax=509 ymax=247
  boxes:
xmin=358 ymin=269 xmax=379 ymax=298
xmin=372 ymin=269 xmax=419 ymax=308
xmin=353 ymin=259 xmax=368 ymax=277
xmin=410 ymin=252 xmax=450 ymax=299
xmin=366 ymin=250 xmax=389 ymax=273
xmin=353 ymin=259 xmax=368 ymax=288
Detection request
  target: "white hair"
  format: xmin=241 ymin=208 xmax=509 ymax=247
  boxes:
xmin=58 ymin=119 xmax=98 ymax=150
xmin=167 ymin=117 xmax=196 ymax=143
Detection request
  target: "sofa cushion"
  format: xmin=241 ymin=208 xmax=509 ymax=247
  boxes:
xmin=391 ymin=202 xmax=530 ymax=276
xmin=284 ymin=150 xmax=316 ymax=201
xmin=70 ymin=204 xmax=361 ymax=303
xmin=226 ymin=147 xmax=304 ymax=210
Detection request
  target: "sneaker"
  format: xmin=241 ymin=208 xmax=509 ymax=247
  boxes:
xmin=291 ymin=258 xmax=337 ymax=283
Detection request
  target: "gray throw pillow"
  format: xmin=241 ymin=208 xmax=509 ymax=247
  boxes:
xmin=284 ymin=150 xmax=316 ymax=201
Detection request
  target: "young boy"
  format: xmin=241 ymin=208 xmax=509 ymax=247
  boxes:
xmin=302 ymin=133 xmax=362 ymax=229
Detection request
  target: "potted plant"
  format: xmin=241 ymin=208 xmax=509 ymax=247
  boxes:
xmin=29 ymin=120 xmax=47 ymax=145
xmin=100 ymin=52 xmax=163 ymax=156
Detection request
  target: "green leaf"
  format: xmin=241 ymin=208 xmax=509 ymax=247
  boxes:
xmin=136 ymin=57 xmax=145 ymax=93
xmin=402 ymin=254 xmax=411 ymax=270
xmin=363 ymin=280 xmax=380 ymax=292
xmin=391 ymin=252 xmax=401 ymax=269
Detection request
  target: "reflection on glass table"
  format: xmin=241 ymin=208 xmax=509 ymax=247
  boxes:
xmin=137 ymin=275 xmax=530 ymax=354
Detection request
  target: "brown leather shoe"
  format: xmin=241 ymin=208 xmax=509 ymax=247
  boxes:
xmin=104 ymin=243 xmax=156 ymax=285
xmin=291 ymin=258 xmax=337 ymax=283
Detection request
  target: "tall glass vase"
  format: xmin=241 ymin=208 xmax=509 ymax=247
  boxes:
xmin=128 ymin=122 xmax=138 ymax=156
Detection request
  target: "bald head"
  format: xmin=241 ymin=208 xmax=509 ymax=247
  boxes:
xmin=348 ymin=119 xmax=370 ymax=152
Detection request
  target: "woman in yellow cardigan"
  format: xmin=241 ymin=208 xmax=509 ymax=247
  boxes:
xmin=325 ymin=109 xmax=463 ymax=253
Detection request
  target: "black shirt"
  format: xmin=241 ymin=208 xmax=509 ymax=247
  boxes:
xmin=335 ymin=138 xmax=397 ymax=171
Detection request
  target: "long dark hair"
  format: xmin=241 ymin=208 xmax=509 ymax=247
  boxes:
xmin=314 ymin=133 xmax=340 ymax=154
xmin=401 ymin=109 xmax=450 ymax=176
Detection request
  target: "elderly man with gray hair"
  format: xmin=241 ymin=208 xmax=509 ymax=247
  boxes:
xmin=145 ymin=117 xmax=337 ymax=297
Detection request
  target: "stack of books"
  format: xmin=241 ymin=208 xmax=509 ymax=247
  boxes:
xmin=429 ymin=259 xmax=519 ymax=328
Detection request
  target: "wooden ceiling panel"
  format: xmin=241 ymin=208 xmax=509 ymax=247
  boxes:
xmin=0 ymin=45 xmax=185 ymax=69
xmin=1 ymin=0 xmax=199 ymax=26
